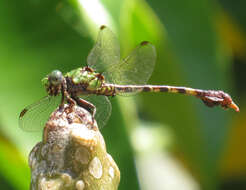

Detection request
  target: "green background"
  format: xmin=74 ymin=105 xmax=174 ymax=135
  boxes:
xmin=0 ymin=0 xmax=245 ymax=189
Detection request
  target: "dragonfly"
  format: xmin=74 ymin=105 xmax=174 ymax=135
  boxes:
xmin=19 ymin=25 xmax=239 ymax=131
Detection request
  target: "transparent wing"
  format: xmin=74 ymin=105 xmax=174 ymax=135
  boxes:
xmin=81 ymin=95 xmax=112 ymax=129
xmin=19 ymin=95 xmax=61 ymax=132
xmin=104 ymin=41 xmax=156 ymax=86
xmin=87 ymin=26 xmax=120 ymax=73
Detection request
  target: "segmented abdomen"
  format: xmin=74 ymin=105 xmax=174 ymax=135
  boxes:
xmin=112 ymin=84 xmax=204 ymax=96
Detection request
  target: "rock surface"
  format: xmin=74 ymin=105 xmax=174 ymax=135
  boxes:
xmin=29 ymin=105 xmax=120 ymax=190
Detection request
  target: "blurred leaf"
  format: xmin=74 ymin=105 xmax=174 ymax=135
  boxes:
xmin=120 ymin=0 xmax=165 ymax=51
xmin=219 ymin=0 xmax=246 ymax=34
xmin=215 ymin=8 xmax=246 ymax=58
xmin=0 ymin=135 xmax=29 ymax=190
xmin=102 ymin=98 xmax=140 ymax=189
xmin=0 ymin=0 xmax=94 ymax=189
xmin=220 ymin=112 xmax=246 ymax=177
xmin=0 ymin=0 xmax=244 ymax=189
xmin=142 ymin=0 xmax=236 ymax=189
xmin=57 ymin=0 xmax=115 ymax=38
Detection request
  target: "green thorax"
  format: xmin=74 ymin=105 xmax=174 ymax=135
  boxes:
xmin=65 ymin=67 xmax=104 ymax=91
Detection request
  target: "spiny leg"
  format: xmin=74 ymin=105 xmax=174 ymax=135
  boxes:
xmin=60 ymin=78 xmax=76 ymax=112
xmin=60 ymin=91 xmax=77 ymax=114
xmin=72 ymin=96 xmax=96 ymax=123
xmin=59 ymin=84 xmax=66 ymax=109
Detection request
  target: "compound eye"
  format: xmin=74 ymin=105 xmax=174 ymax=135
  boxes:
xmin=49 ymin=70 xmax=63 ymax=85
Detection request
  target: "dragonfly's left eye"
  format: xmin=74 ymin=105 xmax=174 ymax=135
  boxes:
xmin=49 ymin=70 xmax=63 ymax=86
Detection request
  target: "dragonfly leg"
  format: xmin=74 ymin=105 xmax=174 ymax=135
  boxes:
xmin=59 ymin=90 xmax=65 ymax=110
xmin=60 ymin=79 xmax=77 ymax=112
xmin=62 ymin=95 xmax=76 ymax=113
xmin=60 ymin=78 xmax=74 ymax=109
xmin=60 ymin=93 xmax=76 ymax=114
xmin=72 ymin=96 xmax=96 ymax=122
xmin=67 ymin=96 xmax=76 ymax=107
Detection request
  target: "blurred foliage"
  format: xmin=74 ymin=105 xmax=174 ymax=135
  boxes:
xmin=0 ymin=0 xmax=245 ymax=190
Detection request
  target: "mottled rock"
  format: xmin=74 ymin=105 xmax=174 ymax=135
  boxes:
xmin=29 ymin=104 xmax=120 ymax=190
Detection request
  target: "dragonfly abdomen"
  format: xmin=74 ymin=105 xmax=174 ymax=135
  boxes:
xmin=112 ymin=84 xmax=203 ymax=96
xmin=96 ymin=84 xmax=116 ymax=96
xmin=112 ymin=84 xmax=239 ymax=111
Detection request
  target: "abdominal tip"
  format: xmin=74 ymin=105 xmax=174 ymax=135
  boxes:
xmin=229 ymin=101 xmax=240 ymax=112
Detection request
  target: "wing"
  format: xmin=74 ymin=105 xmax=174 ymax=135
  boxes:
xmin=87 ymin=25 xmax=121 ymax=73
xmin=103 ymin=41 xmax=156 ymax=86
xmin=81 ymin=95 xmax=112 ymax=129
xmin=19 ymin=95 xmax=61 ymax=132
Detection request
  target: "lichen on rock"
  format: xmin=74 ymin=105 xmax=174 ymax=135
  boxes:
xmin=29 ymin=104 xmax=120 ymax=190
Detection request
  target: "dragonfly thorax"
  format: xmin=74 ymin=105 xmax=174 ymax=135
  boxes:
xmin=42 ymin=70 xmax=64 ymax=96
xmin=65 ymin=67 xmax=105 ymax=94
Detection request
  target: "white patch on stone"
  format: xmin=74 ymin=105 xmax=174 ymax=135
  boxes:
xmin=76 ymin=180 xmax=85 ymax=190
xmin=39 ymin=177 xmax=62 ymax=189
xmin=61 ymin=173 xmax=72 ymax=185
xmin=75 ymin=147 xmax=90 ymax=164
xmin=89 ymin=157 xmax=103 ymax=179
xmin=109 ymin=167 xmax=114 ymax=179
xmin=107 ymin=154 xmax=114 ymax=163
xmin=71 ymin=126 xmax=97 ymax=147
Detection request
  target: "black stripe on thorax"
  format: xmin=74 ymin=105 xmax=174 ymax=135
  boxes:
xmin=65 ymin=77 xmax=88 ymax=94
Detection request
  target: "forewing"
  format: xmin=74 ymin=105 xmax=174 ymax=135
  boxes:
xmin=87 ymin=26 xmax=120 ymax=73
xmin=81 ymin=95 xmax=112 ymax=129
xmin=19 ymin=95 xmax=61 ymax=132
xmin=104 ymin=41 xmax=156 ymax=86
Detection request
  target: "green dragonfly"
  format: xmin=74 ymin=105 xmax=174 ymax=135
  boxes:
xmin=19 ymin=25 xmax=239 ymax=131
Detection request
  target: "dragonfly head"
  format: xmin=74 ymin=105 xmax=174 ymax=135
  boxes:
xmin=42 ymin=70 xmax=64 ymax=96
